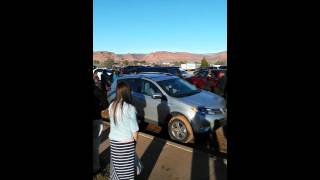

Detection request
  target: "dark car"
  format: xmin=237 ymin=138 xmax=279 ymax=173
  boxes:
xmin=137 ymin=66 xmax=182 ymax=77
xmin=122 ymin=66 xmax=150 ymax=74
xmin=186 ymin=69 xmax=226 ymax=92
xmin=194 ymin=66 xmax=219 ymax=75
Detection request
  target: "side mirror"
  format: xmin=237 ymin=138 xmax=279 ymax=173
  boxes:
xmin=152 ymin=93 xmax=162 ymax=99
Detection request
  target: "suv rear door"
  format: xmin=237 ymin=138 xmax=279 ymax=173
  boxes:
xmin=141 ymin=79 xmax=169 ymax=125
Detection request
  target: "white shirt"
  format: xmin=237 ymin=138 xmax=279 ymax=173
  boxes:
xmin=108 ymin=101 xmax=139 ymax=142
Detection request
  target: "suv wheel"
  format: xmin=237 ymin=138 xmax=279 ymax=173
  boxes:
xmin=168 ymin=115 xmax=194 ymax=143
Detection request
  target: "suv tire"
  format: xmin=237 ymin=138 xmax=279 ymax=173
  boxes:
xmin=168 ymin=115 xmax=194 ymax=143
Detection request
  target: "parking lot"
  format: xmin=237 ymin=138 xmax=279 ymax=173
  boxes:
xmin=94 ymin=66 xmax=227 ymax=179
xmin=94 ymin=122 xmax=227 ymax=180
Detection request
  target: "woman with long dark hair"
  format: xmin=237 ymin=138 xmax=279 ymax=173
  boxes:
xmin=108 ymin=81 xmax=139 ymax=180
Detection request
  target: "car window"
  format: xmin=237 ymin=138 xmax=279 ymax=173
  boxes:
xmin=159 ymin=68 xmax=167 ymax=73
xmin=210 ymin=71 xmax=217 ymax=78
xmin=152 ymin=68 xmax=162 ymax=72
xmin=141 ymin=80 xmax=161 ymax=96
xmin=158 ymin=78 xmax=200 ymax=97
xmin=168 ymin=68 xmax=178 ymax=75
xmin=117 ymin=78 xmax=142 ymax=93
xmin=140 ymin=67 xmax=150 ymax=72
xmin=198 ymin=70 xmax=208 ymax=77
xmin=144 ymin=68 xmax=154 ymax=72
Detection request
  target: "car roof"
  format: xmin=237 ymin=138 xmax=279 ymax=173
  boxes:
xmin=118 ymin=73 xmax=178 ymax=82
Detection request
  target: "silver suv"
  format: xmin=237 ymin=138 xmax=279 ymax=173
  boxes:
xmin=107 ymin=73 xmax=226 ymax=143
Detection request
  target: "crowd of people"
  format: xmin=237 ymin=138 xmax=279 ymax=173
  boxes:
xmin=93 ymin=69 xmax=122 ymax=91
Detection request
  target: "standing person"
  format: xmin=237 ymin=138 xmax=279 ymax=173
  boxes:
xmin=207 ymin=69 xmax=212 ymax=78
xmin=119 ymin=68 xmax=124 ymax=75
xmin=93 ymin=72 xmax=100 ymax=87
xmin=218 ymin=71 xmax=227 ymax=98
xmin=101 ymin=69 xmax=110 ymax=92
xmin=93 ymin=79 xmax=108 ymax=176
xmin=222 ymin=71 xmax=227 ymax=103
xmin=112 ymin=69 xmax=120 ymax=83
xmin=108 ymin=82 xmax=139 ymax=180
xmin=110 ymin=69 xmax=115 ymax=83
xmin=108 ymin=70 xmax=113 ymax=84
xmin=203 ymin=69 xmax=213 ymax=92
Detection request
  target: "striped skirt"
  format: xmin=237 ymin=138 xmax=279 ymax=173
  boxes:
xmin=110 ymin=140 xmax=136 ymax=180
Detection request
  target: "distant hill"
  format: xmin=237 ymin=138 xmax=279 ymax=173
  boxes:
xmin=93 ymin=50 xmax=227 ymax=64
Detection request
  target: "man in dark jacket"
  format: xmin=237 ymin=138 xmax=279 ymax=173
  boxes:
xmin=100 ymin=69 xmax=110 ymax=92
xmin=93 ymin=79 xmax=108 ymax=175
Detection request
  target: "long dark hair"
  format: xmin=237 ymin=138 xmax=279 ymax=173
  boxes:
xmin=111 ymin=81 xmax=132 ymax=125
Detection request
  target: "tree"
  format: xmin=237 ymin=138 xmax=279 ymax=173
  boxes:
xmin=124 ymin=60 xmax=129 ymax=65
xmin=103 ymin=58 xmax=115 ymax=67
xmin=201 ymin=57 xmax=209 ymax=67
xmin=139 ymin=60 xmax=146 ymax=64
xmin=93 ymin=60 xmax=100 ymax=65
xmin=133 ymin=60 xmax=139 ymax=65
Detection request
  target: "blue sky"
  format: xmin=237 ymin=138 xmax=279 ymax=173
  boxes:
xmin=93 ymin=0 xmax=226 ymax=54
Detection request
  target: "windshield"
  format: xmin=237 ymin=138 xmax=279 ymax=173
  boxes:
xmin=157 ymin=78 xmax=200 ymax=97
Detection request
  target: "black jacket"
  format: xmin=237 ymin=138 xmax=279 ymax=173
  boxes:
xmin=93 ymin=84 xmax=108 ymax=120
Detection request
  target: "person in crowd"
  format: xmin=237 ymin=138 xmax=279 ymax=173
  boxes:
xmin=207 ymin=69 xmax=213 ymax=78
xmin=101 ymin=69 xmax=111 ymax=92
xmin=112 ymin=69 xmax=120 ymax=83
xmin=222 ymin=71 xmax=227 ymax=101
xmin=217 ymin=71 xmax=227 ymax=98
xmin=93 ymin=78 xmax=108 ymax=176
xmin=108 ymin=82 xmax=139 ymax=180
xmin=93 ymin=71 xmax=100 ymax=87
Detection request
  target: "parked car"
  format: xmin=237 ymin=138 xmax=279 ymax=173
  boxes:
xmin=179 ymin=68 xmax=193 ymax=79
xmin=122 ymin=66 xmax=145 ymax=74
xmin=107 ymin=73 xmax=226 ymax=143
xmin=219 ymin=65 xmax=227 ymax=70
xmin=186 ymin=69 xmax=226 ymax=92
xmin=137 ymin=66 xmax=182 ymax=77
